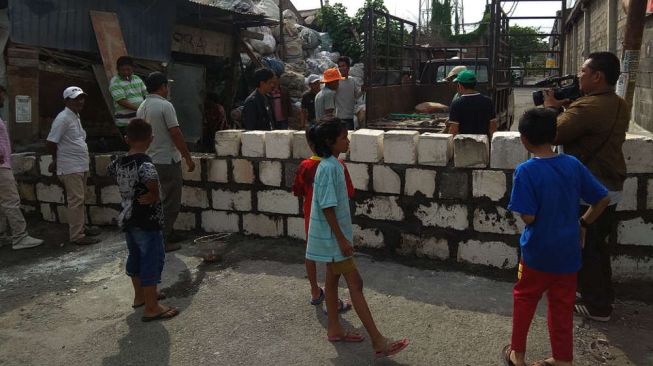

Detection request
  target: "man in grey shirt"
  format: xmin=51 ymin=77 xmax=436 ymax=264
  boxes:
xmin=335 ymin=56 xmax=362 ymax=130
xmin=137 ymin=72 xmax=195 ymax=252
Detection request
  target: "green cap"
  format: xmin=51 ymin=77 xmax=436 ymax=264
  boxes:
xmin=453 ymin=70 xmax=477 ymax=83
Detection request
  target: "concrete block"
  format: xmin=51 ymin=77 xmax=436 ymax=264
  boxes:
xmin=474 ymin=206 xmax=525 ymax=235
xmin=243 ymin=213 xmax=284 ymax=237
xmin=418 ymin=133 xmax=453 ymax=166
xmin=95 ymin=155 xmax=113 ymax=177
xmin=182 ymin=186 xmax=209 ymax=208
xmin=201 ymin=210 xmax=240 ymax=233
xmin=174 ymin=212 xmax=196 ymax=231
xmin=85 ymin=185 xmax=97 ymax=205
xmin=36 ymin=183 xmax=64 ymax=204
xmin=287 ymin=217 xmax=306 ymax=240
xmin=350 ymin=129 xmax=384 ymax=163
xmin=265 ymin=130 xmax=294 ymax=159
xmin=353 ymin=225 xmax=385 ymax=249
xmin=11 ymin=153 xmax=36 ymax=175
xmin=89 ymin=206 xmax=120 ymax=226
xmin=39 ymin=155 xmax=53 ymax=176
xmin=207 ymin=159 xmax=228 ymax=183
xmin=292 ymin=131 xmax=313 ymax=159
xmin=399 ymin=234 xmax=449 ymax=260
xmin=215 ymin=129 xmax=243 ymax=157
xmin=383 ymin=130 xmax=419 ymax=164
xmin=612 ymin=255 xmax=653 ymax=281
xmin=490 ymin=132 xmax=529 ymax=169
xmin=454 ymin=134 xmax=489 ymax=168
xmin=405 ymin=168 xmax=436 ymax=198
xmin=17 ymin=182 xmax=36 ymax=201
xmin=355 ymin=196 xmax=404 ymax=221
xmin=616 ymin=177 xmax=637 ymax=211
xmin=617 ymin=218 xmax=653 ymax=246
xmin=439 ymin=171 xmax=469 ymax=199
xmin=472 ymin=170 xmax=506 ymax=201
xmin=648 ymin=179 xmax=653 ymax=210
xmin=284 ymin=162 xmax=299 ymax=189
xmin=100 ymin=185 xmax=122 ymax=204
xmin=232 ymin=159 xmax=255 ymax=184
xmin=457 ymin=240 xmax=518 ymax=269
xmin=56 ymin=205 xmax=68 ymax=224
xmin=21 ymin=204 xmax=36 ymax=214
xmin=345 ymin=163 xmax=368 ymax=191
xmin=372 ymin=165 xmax=401 ymax=194
xmin=259 ymin=161 xmax=282 ymax=186
xmin=415 ymin=202 xmax=468 ymax=230
xmin=623 ymin=134 xmax=653 ymax=173
xmin=212 ymin=189 xmax=252 ymax=211
xmin=40 ymin=203 xmax=56 ymax=222
xmin=182 ymin=156 xmax=202 ymax=182
xmin=258 ymin=190 xmax=299 ymax=215
xmin=241 ymin=131 xmax=266 ymax=157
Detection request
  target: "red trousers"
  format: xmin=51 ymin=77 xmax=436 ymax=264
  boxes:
xmin=511 ymin=262 xmax=577 ymax=362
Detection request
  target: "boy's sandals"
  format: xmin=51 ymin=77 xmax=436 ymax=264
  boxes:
xmin=141 ymin=306 xmax=179 ymax=322
xmin=310 ymin=288 xmax=325 ymax=306
xmin=374 ymin=338 xmax=409 ymax=359
xmin=132 ymin=292 xmax=167 ymax=308
xmin=327 ymin=331 xmax=365 ymax=343
xmin=322 ymin=298 xmax=353 ymax=314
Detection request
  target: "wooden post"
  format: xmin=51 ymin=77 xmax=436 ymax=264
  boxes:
xmin=616 ymin=0 xmax=647 ymax=106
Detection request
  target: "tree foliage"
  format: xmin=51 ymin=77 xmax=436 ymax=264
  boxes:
xmin=315 ymin=3 xmax=362 ymax=62
xmin=431 ymin=0 xmax=452 ymax=38
xmin=508 ymin=25 xmax=548 ymax=67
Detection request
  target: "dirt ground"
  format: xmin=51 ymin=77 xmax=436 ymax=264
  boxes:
xmin=1 ymin=220 xmax=652 ymax=366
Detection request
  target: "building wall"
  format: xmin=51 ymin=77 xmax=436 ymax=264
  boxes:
xmin=11 ymin=129 xmax=653 ymax=281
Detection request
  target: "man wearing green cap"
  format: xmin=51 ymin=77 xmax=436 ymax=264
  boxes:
xmin=447 ymin=70 xmax=497 ymax=137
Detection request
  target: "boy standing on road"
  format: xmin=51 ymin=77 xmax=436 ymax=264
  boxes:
xmin=503 ymin=108 xmax=609 ymax=366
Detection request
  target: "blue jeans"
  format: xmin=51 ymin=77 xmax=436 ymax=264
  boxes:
xmin=125 ymin=228 xmax=165 ymax=286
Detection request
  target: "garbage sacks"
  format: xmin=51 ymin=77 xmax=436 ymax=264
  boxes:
xmin=262 ymin=57 xmax=285 ymax=76
xmin=247 ymin=26 xmax=276 ymax=55
xmin=300 ymin=26 xmax=321 ymax=50
xmin=279 ymin=71 xmax=306 ymax=98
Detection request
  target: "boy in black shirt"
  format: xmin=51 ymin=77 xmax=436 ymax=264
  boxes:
xmin=447 ymin=70 xmax=497 ymax=137
xmin=108 ymin=118 xmax=179 ymax=322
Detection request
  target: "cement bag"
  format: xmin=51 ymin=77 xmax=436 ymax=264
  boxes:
xmin=349 ymin=63 xmax=364 ymax=79
xmin=254 ymin=0 xmax=279 ymax=18
xmin=283 ymin=9 xmax=298 ymax=23
xmin=315 ymin=50 xmax=339 ymax=63
xmin=248 ymin=27 xmax=276 ymax=55
xmin=285 ymin=61 xmax=307 ymax=75
xmin=279 ymin=71 xmax=306 ymax=98
xmin=306 ymin=57 xmax=336 ymax=75
xmin=284 ymin=37 xmax=304 ymax=62
xmin=415 ymin=102 xmax=449 ymax=113
xmin=300 ymin=26 xmax=321 ymax=50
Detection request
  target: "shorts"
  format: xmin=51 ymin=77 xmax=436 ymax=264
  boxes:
xmin=331 ymin=257 xmax=357 ymax=275
xmin=125 ymin=228 xmax=165 ymax=286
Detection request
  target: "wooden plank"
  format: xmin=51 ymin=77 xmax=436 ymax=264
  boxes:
xmin=92 ymin=64 xmax=115 ymax=116
xmin=171 ymin=25 xmax=234 ymax=57
xmin=90 ymin=10 xmax=128 ymax=82
xmin=7 ymin=65 xmax=39 ymax=144
xmin=8 ymin=58 xmax=39 ymax=68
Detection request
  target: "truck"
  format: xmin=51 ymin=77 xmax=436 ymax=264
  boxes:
xmin=362 ymin=1 xmax=514 ymax=132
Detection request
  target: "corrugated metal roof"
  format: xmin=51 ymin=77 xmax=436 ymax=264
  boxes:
xmin=8 ymin=0 xmax=176 ymax=61
xmin=187 ymin=0 xmax=264 ymax=16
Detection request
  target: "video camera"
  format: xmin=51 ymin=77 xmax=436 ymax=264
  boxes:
xmin=532 ymin=75 xmax=582 ymax=106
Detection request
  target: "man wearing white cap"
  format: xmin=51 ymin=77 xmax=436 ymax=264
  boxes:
xmin=444 ymin=65 xmax=467 ymax=103
xmin=300 ymin=74 xmax=321 ymax=127
xmin=46 ymin=86 xmax=101 ymax=245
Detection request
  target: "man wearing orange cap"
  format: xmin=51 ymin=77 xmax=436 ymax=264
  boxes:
xmin=314 ymin=68 xmax=344 ymax=121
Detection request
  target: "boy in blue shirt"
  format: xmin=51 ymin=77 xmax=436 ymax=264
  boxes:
xmin=503 ymin=108 xmax=609 ymax=366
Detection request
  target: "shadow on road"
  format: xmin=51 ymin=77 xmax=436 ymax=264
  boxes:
xmin=101 ymin=312 xmax=171 ymax=366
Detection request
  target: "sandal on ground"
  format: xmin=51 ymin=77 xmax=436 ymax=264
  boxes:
xmin=132 ymin=292 xmax=168 ymax=308
xmin=327 ymin=331 xmax=365 ymax=343
xmin=502 ymin=344 xmax=516 ymax=366
xmin=530 ymin=359 xmax=555 ymax=366
xmin=374 ymin=338 xmax=409 ymax=359
xmin=310 ymin=288 xmax=325 ymax=306
xmin=322 ymin=298 xmax=353 ymax=314
xmin=141 ymin=307 xmax=179 ymax=322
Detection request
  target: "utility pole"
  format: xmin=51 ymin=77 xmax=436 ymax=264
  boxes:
xmin=616 ymin=0 xmax=647 ymax=106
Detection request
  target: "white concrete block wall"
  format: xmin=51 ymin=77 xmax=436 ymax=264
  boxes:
xmin=241 ymin=131 xmax=266 ymax=157
xmin=94 ymin=155 xmax=113 ymax=177
xmin=243 ymin=213 xmax=284 ymax=237
xmin=457 ymin=240 xmax=518 ymax=269
xmin=36 ymin=183 xmax=64 ymax=204
xmin=648 ymin=179 xmax=653 ymax=210
xmin=89 ymin=206 xmax=120 ymax=226
xmin=207 ymin=159 xmax=228 ymax=183
xmin=86 ymin=185 xmax=97 ymax=205
xmin=56 ymin=205 xmax=68 ymax=224
xmin=415 ymin=202 xmax=468 ymax=230
xmin=287 ymin=217 xmax=306 ymax=240
xmin=472 ymin=170 xmax=506 ymax=201
xmin=417 ymin=133 xmax=453 ymax=166
xmin=232 ymin=159 xmax=255 ymax=184
xmin=38 ymin=155 xmax=53 ymax=176
xmin=616 ymin=177 xmax=638 ymax=211
xmin=181 ymin=186 xmax=209 ymax=208
xmin=353 ymin=225 xmax=385 ymax=249
xmin=201 ymin=210 xmax=240 ymax=233
xmin=40 ymin=204 xmax=56 ymax=222
xmin=400 ymin=234 xmax=449 ymax=260
xmin=372 ymin=165 xmax=401 ymax=194
xmin=346 ymin=163 xmax=369 ymax=191
xmin=383 ymin=130 xmax=418 ymax=164
xmin=100 ymin=185 xmax=122 ymax=204
xmin=622 ymin=134 xmax=653 ymax=173
xmin=11 ymin=153 xmax=35 ymax=175
xmin=174 ymin=212 xmax=197 ymax=231
xmin=473 ymin=206 xmax=525 ymax=235
xmin=617 ymin=218 xmax=653 ymax=246
xmin=182 ymin=156 xmax=202 ymax=181
xmin=350 ymin=129 xmax=384 ymax=163
xmin=612 ymin=255 xmax=653 ymax=281
xmin=292 ymin=131 xmax=313 ymax=159
xmin=257 ymin=190 xmax=299 ymax=215
xmin=490 ymin=132 xmax=529 ymax=170
xmin=355 ymin=196 xmax=404 ymax=221
xmin=265 ymin=131 xmax=294 ymax=159
xmin=454 ymin=134 xmax=489 ymax=168
xmin=259 ymin=161 xmax=282 ymax=187
xmin=404 ymin=168 xmax=436 ymax=198
xmin=215 ymin=130 xmax=243 ymax=157
xmin=212 ymin=189 xmax=252 ymax=211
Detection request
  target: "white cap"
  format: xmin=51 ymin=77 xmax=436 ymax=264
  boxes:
xmin=306 ymin=74 xmax=321 ymax=86
xmin=63 ymin=86 xmax=86 ymax=100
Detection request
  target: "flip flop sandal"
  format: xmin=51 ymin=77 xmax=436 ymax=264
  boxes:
xmin=132 ymin=293 xmax=168 ymax=308
xmin=502 ymin=344 xmax=516 ymax=366
xmin=141 ymin=307 xmax=179 ymax=322
xmin=322 ymin=298 xmax=353 ymax=314
xmin=310 ymin=288 xmax=325 ymax=306
xmin=374 ymin=338 xmax=409 ymax=359
xmin=327 ymin=331 xmax=365 ymax=343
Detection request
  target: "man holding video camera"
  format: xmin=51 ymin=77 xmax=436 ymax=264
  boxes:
xmin=543 ymin=52 xmax=629 ymax=322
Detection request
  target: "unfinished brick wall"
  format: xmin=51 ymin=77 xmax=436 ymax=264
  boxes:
xmin=12 ymin=129 xmax=653 ymax=280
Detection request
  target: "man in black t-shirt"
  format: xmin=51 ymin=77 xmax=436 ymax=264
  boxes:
xmin=301 ymin=74 xmax=321 ymax=127
xmin=447 ymin=70 xmax=497 ymax=136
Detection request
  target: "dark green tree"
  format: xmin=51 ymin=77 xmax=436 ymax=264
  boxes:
xmin=508 ymin=25 xmax=548 ymax=67
xmin=431 ymin=0 xmax=452 ymax=38
xmin=315 ymin=4 xmax=362 ymax=62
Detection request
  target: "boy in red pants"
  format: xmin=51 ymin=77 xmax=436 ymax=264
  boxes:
xmin=503 ymin=108 xmax=609 ymax=366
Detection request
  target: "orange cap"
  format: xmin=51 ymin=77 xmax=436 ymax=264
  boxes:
xmin=321 ymin=68 xmax=345 ymax=83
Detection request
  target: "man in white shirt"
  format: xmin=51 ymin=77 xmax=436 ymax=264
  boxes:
xmin=46 ymin=87 xmax=101 ymax=245
xmin=335 ymin=56 xmax=362 ymax=130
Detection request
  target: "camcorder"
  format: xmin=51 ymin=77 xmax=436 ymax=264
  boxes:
xmin=532 ymin=75 xmax=582 ymax=106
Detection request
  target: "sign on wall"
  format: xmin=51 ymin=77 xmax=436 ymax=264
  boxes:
xmin=15 ymin=95 xmax=31 ymax=123
xmin=171 ymin=25 xmax=233 ymax=57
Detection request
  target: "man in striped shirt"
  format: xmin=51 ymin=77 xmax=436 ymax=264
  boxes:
xmin=109 ymin=56 xmax=147 ymax=138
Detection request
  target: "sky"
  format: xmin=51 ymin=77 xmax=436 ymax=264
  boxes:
xmin=291 ymin=0 xmax=561 ymax=32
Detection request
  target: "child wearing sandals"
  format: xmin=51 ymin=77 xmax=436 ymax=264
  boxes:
xmin=107 ymin=118 xmax=179 ymax=322
xmin=503 ymin=108 xmax=609 ymax=366
xmin=292 ymin=124 xmax=354 ymax=312
xmin=306 ymin=119 xmax=409 ymax=359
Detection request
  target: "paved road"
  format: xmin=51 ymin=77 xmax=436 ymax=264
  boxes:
xmin=1 ymin=222 xmax=652 ymax=365
xmin=512 ymin=87 xmax=538 ymax=131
